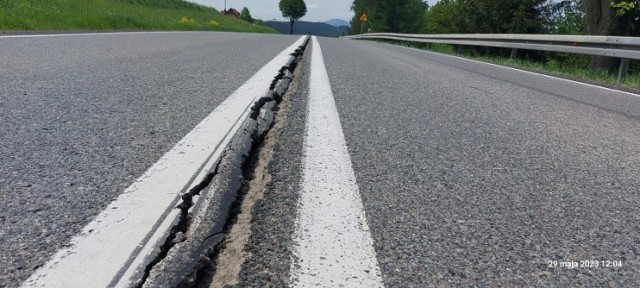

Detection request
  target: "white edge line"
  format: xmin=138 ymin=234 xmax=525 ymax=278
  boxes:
xmin=0 ymin=31 xmax=208 ymax=38
xmin=366 ymin=40 xmax=640 ymax=98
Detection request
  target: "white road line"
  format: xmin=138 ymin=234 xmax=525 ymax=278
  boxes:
xmin=0 ymin=31 xmax=196 ymax=38
xmin=290 ymin=36 xmax=384 ymax=288
xmin=22 ymin=36 xmax=308 ymax=288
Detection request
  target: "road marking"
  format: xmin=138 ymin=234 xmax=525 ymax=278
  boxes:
xmin=0 ymin=31 xmax=196 ymax=38
xmin=22 ymin=35 xmax=308 ymax=288
xmin=290 ymin=36 xmax=384 ymax=288
xmin=375 ymin=41 xmax=640 ymax=98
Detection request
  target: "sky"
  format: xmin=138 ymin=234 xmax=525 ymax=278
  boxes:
xmin=190 ymin=0 xmax=439 ymax=22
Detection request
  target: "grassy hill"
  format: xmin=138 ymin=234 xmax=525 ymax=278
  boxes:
xmin=0 ymin=0 xmax=276 ymax=33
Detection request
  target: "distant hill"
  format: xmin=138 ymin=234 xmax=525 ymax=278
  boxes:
xmin=325 ymin=19 xmax=350 ymax=28
xmin=265 ymin=21 xmax=350 ymax=37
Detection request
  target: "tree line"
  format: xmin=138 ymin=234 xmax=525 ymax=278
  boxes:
xmin=351 ymin=1 xmax=640 ymax=36
xmin=236 ymin=0 xmax=307 ymax=35
xmin=350 ymin=0 xmax=640 ymax=70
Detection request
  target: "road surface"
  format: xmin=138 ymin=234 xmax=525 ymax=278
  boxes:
xmin=2 ymin=33 xmax=639 ymax=287
xmin=237 ymin=37 xmax=640 ymax=287
xmin=0 ymin=32 xmax=301 ymax=287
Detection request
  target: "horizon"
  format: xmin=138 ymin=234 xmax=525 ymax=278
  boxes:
xmin=189 ymin=0 xmax=439 ymax=22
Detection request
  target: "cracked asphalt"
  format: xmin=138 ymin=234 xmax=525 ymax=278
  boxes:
xmin=238 ymin=37 xmax=640 ymax=286
xmin=4 ymin=33 xmax=640 ymax=287
xmin=236 ymin=42 xmax=311 ymax=287
xmin=0 ymin=32 xmax=300 ymax=287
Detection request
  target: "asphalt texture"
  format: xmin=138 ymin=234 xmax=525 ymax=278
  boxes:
xmin=0 ymin=32 xmax=300 ymax=287
xmin=236 ymin=44 xmax=310 ymax=287
xmin=236 ymin=37 xmax=640 ymax=287
xmin=318 ymin=38 xmax=640 ymax=286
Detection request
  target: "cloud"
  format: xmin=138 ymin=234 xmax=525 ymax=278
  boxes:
xmin=308 ymin=4 xmax=319 ymax=9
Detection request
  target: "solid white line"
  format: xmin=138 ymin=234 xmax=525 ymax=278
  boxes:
xmin=0 ymin=31 xmax=198 ymax=38
xmin=290 ymin=36 xmax=384 ymax=288
xmin=373 ymin=40 xmax=640 ymax=98
xmin=22 ymin=35 xmax=308 ymax=288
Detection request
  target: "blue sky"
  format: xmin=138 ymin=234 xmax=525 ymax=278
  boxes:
xmin=189 ymin=0 xmax=439 ymax=22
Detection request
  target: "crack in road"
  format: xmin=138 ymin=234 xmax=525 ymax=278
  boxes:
xmin=137 ymin=37 xmax=310 ymax=288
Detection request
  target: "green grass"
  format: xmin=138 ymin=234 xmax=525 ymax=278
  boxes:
xmin=387 ymin=41 xmax=640 ymax=90
xmin=475 ymin=55 xmax=640 ymax=89
xmin=0 ymin=0 xmax=277 ymax=33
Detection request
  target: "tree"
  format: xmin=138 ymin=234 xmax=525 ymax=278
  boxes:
xmin=350 ymin=0 xmax=387 ymax=33
xmin=424 ymin=0 xmax=465 ymax=33
xmin=279 ymin=0 xmax=307 ymax=34
xmin=240 ymin=7 xmax=254 ymax=23
xmin=350 ymin=0 xmax=428 ymax=33
xmin=542 ymin=0 xmax=584 ymax=34
xmin=582 ymin=0 xmax=616 ymax=70
xmin=455 ymin=0 xmax=547 ymax=34
xmin=583 ymin=0 xmax=614 ymax=35
xmin=611 ymin=0 xmax=640 ymax=36
xmin=384 ymin=0 xmax=427 ymax=33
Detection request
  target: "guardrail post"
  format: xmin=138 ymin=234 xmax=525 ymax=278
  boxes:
xmin=510 ymin=48 xmax=518 ymax=60
xmin=618 ymin=58 xmax=630 ymax=81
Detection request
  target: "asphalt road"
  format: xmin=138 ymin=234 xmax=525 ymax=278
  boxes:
xmin=4 ymin=33 xmax=640 ymax=287
xmin=323 ymin=38 xmax=640 ymax=286
xmin=237 ymin=37 xmax=640 ymax=286
xmin=0 ymin=32 xmax=300 ymax=287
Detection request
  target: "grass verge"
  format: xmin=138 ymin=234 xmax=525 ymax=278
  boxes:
xmin=0 ymin=0 xmax=276 ymax=33
xmin=386 ymin=41 xmax=640 ymax=91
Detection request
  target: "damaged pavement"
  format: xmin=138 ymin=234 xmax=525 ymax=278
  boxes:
xmin=138 ymin=37 xmax=310 ymax=288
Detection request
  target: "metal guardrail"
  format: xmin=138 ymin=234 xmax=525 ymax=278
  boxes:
xmin=344 ymin=33 xmax=640 ymax=80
